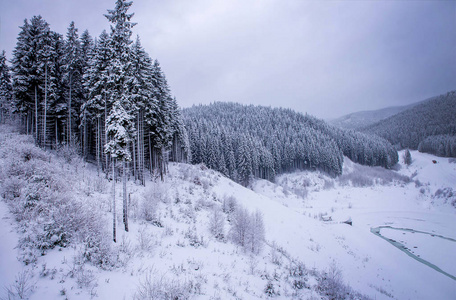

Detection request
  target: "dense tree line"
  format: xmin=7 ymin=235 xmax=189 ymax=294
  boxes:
xmin=0 ymin=1 xmax=189 ymax=184
xmin=183 ymin=102 xmax=398 ymax=185
xmin=363 ymin=91 xmax=456 ymax=151
xmin=1 ymin=0 xmax=190 ymax=241
xmin=418 ymin=135 xmax=456 ymax=157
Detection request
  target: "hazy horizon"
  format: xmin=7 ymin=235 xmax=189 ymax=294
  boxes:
xmin=1 ymin=0 xmax=455 ymax=119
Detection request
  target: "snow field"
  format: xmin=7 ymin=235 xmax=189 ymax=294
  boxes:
xmin=1 ymin=127 xmax=455 ymax=300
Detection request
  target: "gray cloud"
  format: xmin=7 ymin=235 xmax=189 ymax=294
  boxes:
xmin=1 ymin=0 xmax=455 ymax=119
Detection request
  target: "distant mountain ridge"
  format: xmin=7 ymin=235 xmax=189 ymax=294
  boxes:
xmin=330 ymin=102 xmax=422 ymax=130
xmin=362 ymin=91 xmax=456 ymax=151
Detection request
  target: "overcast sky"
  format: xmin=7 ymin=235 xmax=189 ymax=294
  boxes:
xmin=1 ymin=0 xmax=455 ymax=119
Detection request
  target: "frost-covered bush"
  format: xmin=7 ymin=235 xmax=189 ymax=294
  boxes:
xmin=209 ymin=206 xmax=225 ymax=241
xmin=339 ymin=164 xmax=410 ymax=187
xmin=0 ymin=131 xmax=111 ymax=267
xmin=317 ymin=261 xmax=370 ymax=300
xmin=433 ymin=187 xmax=456 ymax=207
xmin=141 ymin=187 xmax=160 ymax=222
xmin=144 ymin=181 xmax=169 ymax=204
xmin=184 ymin=226 xmax=205 ymax=248
xmin=288 ymin=261 xmax=309 ymax=291
xmin=222 ymin=195 xmax=237 ymax=215
xmin=134 ymin=270 xmax=191 ymax=300
xmin=3 ymin=269 xmax=35 ymax=300
xmin=264 ymin=281 xmax=280 ymax=297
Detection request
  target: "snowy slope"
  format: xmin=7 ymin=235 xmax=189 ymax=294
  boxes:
xmin=1 ymin=127 xmax=455 ymax=300
xmin=252 ymin=150 xmax=456 ymax=299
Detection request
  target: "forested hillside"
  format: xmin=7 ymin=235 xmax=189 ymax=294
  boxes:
xmin=363 ymin=91 xmax=456 ymax=157
xmin=183 ymin=102 xmax=398 ymax=185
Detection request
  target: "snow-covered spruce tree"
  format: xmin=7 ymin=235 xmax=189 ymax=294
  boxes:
xmin=105 ymin=100 xmax=134 ymax=237
xmin=11 ymin=16 xmax=64 ymax=148
xmin=0 ymin=50 xmax=12 ymax=123
xmin=82 ymin=30 xmax=111 ymax=173
xmin=104 ymin=0 xmax=137 ymax=234
xmin=62 ymin=21 xmax=84 ymax=147
xmin=169 ymin=96 xmax=190 ymax=164
xmin=12 ymin=16 xmax=48 ymax=142
xmin=147 ymin=59 xmax=173 ymax=180
xmin=79 ymin=29 xmax=94 ymax=159
xmin=403 ymin=149 xmax=412 ymax=165
xmin=130 ymin=36 xmax=155 ymax=185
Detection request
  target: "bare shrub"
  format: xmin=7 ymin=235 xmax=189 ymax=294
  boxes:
xmin=137 ymin=226 xmax=153 ymax=252
xmin=339 ymin=164 xmax=410 ymax=187
xmin=2 ymin=270 xmax=35 ymax=300
xmin=222 ymin=195 xmax=237 ymax=215
xmin=229 ymin=206 xmax=265 ymax=254
xmin=134 ymin=270 xmax=190 ymax=300
xmin=317 ymin=261 xmax=370 ymax=300
xmin=208 ymin=206 xmax=225 ymax=241
xmin=264 ymin=281 xmax=280 ymax=297
xmin=141 ymin=190 xmax=160 ymax=223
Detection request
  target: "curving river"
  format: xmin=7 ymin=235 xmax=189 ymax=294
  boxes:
xmin=370 ymin=226 xmax=456 ymax=281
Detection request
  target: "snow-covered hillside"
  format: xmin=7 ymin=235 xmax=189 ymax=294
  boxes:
xmin=1 ymin=126 xmax=455 ymax=299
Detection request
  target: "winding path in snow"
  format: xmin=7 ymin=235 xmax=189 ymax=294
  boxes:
xmin=371 ymin=226 xmax=456 ymax=281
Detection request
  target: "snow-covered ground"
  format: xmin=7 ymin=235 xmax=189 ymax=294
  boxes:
xmin=1 ymin=126 xmax=455 ymax=300
xmin=251 ymin=150 xmax=456 ymax=299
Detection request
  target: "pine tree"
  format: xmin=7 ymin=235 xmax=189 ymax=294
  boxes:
xmin=104 ymin=0 xmax=137 ymax=233
xmin=83 ymin=30 xmax=111 ymax=172
xmin=11 ymin=18 xmax=40 ymax=136
xmin=130 ymin=36 xmax=155 ymax=185
xmin=147 ymin=59 xmax=173 ymax=180
xmin=0 ymin=51 xmax=12 ymax=123
xmin=62 ymin=21 xmax=83 ymax=146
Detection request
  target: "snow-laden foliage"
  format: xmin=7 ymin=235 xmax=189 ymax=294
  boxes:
xmin=0 ymin=130 xmax=114 ymax=268
xmin=403 ymin=149 xmax=412 ymax=165
xmin=363 ymin=91 xmax=456 ymax=151
xmin=183 ymin=102 xmax=398 ymax=185
xmin=317 ymin=261 xmax=370 ymax=300
xmin=0 ymin=50 xmax=12 ymax=123
xmin=7 ymin=1 xmax=189 ymax=181
xmin=418 ymin=134 xmax=456 ymax=158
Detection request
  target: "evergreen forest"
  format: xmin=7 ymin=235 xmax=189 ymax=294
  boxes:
xmin=0 ymin=0 xmax=190 ymax=185
xmin=363 ymin=91 xmax=456 ymax=157
xmin=183 ymin=102 xmax=398 ymax=185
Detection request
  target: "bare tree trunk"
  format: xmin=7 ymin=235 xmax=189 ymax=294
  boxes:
xmin=68 ymin=73 xmax=72 ymax=146
xmin=112 ymin=159 xmax=116 ymax=243
xmin=136 ymin=112 xmax=140 ymax=182
xmin=97 ymin=116 xmax=101 ymax=175
xmin=140 ymin=111 xmax=145 ymax=185
xmin=149 ymin=133 xmax=153 ymax=175
xmin=55 ymin=119 xmax=58 ymax=147
xmin=26 ymin=112 xmax=29 ymax=135
xmin=132 ymin=137 xmax=137 ymax=181
xmin=43 ymin=64 xmax=47 ymax=148
xmin=83 ymin=110 xmax=87 ymax=159
xmin=122 ymin=159 xmax=128 ymax=232
xmin=104 ymin=99 xmax=108 ymax=176
xmin=35 ymin=85 xmax=38 ymax=144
